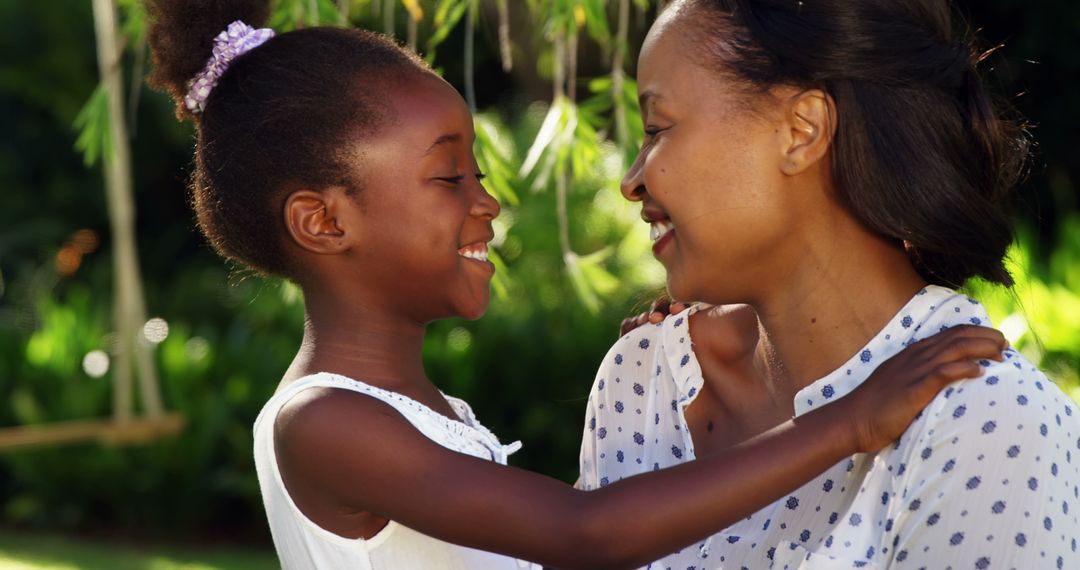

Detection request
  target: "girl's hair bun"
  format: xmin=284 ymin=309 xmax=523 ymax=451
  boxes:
xmin=146 ymin=0 xmax=272 ymax=120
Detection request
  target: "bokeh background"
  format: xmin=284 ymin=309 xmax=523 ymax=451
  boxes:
xmin=1 ymin=0 xmax=1077 ymax=567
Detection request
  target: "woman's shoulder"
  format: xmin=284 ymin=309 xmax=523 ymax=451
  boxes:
xmin=909 ymin=349 xmax=1079 ymax=454
xmin=594 ymin=303 xmax=754 ymax=376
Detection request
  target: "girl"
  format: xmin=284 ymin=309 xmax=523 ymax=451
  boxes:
xmin=145 ymin=1 xmax=1006 ymax=568
xmin=579 ymin=0 xmax=1080 ymax=568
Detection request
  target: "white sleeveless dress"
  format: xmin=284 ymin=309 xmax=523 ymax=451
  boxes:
xmin=253 ymin=372 xmax=540 ymax=569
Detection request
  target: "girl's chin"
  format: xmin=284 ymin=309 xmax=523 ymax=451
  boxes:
xmin=459 ymin=307 xmax=488 ymax=321
xmin=455 ymin=296 xmax=491 ymax=321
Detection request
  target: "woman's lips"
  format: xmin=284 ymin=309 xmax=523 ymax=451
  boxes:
xmin=650 ymin=220 xmax=675 ymax=256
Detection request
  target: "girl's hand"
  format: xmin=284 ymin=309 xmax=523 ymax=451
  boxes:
xmin=619 ymin=296 xmax=690 ymax=335
xmin=835 ymin=324 xmax=1008 ymax=454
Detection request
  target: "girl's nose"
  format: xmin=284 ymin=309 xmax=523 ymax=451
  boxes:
xmin=471 ymin=184 xmax=500 ymax=220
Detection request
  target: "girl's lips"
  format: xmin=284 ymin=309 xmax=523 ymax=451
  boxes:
xmin=458 ymin=242 xmax=495 ymax=275
xmin=457 ymin=242 xmax=490 ymax=261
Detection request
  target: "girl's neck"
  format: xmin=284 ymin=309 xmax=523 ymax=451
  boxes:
xmin=751 ymin=227 xmax=927 ymax=403
xmin=282 ymin=292 xmax=431 ymax=393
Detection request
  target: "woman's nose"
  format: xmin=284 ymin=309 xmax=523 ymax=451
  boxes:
xmin=620 ymin=152 xmax=647 ymax=202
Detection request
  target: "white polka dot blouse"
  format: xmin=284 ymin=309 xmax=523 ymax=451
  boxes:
xmin=578 ymin=286 xmax=1080 ymax=569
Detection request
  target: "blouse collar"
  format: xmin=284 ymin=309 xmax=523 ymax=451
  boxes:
xmin=793 ymin=285 xmax=988 ymax=416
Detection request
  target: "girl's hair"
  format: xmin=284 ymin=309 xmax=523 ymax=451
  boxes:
xmin=146 ymin=0 xmax=429 ymax=277
xmin=682 ymin=0 xmax=1030 ymax=287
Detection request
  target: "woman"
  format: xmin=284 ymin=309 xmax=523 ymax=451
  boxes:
xmin=578 ymin=0 xmax=1080 ymax=567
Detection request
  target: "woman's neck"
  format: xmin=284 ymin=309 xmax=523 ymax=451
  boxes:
xmin=751 ymin=224 xmax=927 ymax=402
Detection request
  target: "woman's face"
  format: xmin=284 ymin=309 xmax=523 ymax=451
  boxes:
xmin=623 ymin=5 xmax=805 ymax=305
xmin=345 ymin=74 xmax=500 ymax=322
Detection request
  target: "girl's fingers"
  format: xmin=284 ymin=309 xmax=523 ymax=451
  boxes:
xmin=928 ymin=359 xmax=984 ymax=385
xmin=915 ymin=325 xmax=1005 ymax=349
xmin=620 ymin=316 xmax=641 ymax=336
xmin=932 ymin=336 xmax=1007 ymax=364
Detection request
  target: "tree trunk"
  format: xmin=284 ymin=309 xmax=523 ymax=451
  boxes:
xmin=91 ymin=0 xmax=162 ymax=421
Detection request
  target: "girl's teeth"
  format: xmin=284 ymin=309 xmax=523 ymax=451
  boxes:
xmin=650 ymin=221 xmax=675 ymax=242
xmin=458 ymin=247 xmax=489 ymax=261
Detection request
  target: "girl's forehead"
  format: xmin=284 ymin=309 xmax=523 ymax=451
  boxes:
xmin=388 ymin=75 xmax=474 ymax=149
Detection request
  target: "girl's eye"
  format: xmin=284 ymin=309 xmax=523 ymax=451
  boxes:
xmin=644 ymin=126 xmax=667 ymax=137
xmin=437 ymin=172 xmax=486 ymax=185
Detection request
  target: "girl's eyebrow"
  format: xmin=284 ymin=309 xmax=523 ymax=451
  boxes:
xmin=424 ymin=133 xmax=462 ymax=155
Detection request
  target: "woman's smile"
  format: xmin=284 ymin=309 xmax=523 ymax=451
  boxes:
xmin=650 ymin=220 xmax=676 ymax=256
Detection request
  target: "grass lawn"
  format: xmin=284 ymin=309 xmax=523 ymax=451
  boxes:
xmin=0 ymin=531 xmax=279 ymax=570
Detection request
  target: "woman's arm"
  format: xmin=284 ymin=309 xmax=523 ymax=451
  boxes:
xmin=277 ymin=325 xmax=1006 ymax=570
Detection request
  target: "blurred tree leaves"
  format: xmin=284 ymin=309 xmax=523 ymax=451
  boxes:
xmin=1 ymin=0 xmax=1078 ymax=540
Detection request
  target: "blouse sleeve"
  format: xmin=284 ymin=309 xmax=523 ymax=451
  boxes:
xmin=883 ymin=361 xmax=1080 ymax=568
xmin=577 ymin=336 xmax=626 ymax=491
xmin=577 ymin=387 xmax=601 ymax=491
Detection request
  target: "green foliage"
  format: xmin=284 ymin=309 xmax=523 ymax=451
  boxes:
xmin=425 ymin=0 xmax=471 ymax=60
xmin=2 ymin=0 xmax=1079 ymax=547
xmin=73 ymin=86 xmax=110 ymax=168
xmin=966 ymin=216 xmax=1080 ymax=394
xmin=270 ymin=0 xmax=346 ymax=30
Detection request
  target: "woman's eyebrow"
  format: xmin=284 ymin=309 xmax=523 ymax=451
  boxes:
xmin=424 ymin=133 xmax=462 ymax=155
xmin=638 ymin=90 xmax=663 ymax=110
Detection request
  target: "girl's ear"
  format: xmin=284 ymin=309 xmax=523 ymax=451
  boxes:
xmin=780 ymin=89 xmax=836 ymax=176
xmin=283 ymin=188 xmax=352 ymax=255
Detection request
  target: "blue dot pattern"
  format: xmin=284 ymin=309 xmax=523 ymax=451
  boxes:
xmin=578 ymin=286 xmax=1080 ymax=568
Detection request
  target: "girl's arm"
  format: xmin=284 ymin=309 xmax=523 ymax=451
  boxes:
xmin=277 ymin=324 xmax=1005 ymax=570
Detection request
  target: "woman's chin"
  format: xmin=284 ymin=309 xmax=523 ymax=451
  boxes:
xmin=665 ymin=275 xmax=696 ymax=306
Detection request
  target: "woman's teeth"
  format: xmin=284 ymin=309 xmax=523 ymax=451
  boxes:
xmin=458 ymin=244 xmax=489 ymax=261
xmin=650 ymin=220 xmax=675 ymax=242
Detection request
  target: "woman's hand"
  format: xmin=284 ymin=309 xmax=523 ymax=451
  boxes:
xmin=834 ymin=325 xmax=1008 ymax=453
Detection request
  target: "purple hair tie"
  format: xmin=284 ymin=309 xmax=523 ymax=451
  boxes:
xmin=184 ymin=20 xmax=275 ymax=114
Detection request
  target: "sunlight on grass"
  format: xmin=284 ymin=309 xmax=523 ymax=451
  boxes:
xmin=0 ymin=531 xmax=277 ymax=570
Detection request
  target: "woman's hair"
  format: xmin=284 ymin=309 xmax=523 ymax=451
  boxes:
xmin=681 ymin=0 xmax=1030 ymax=287
xmin=146 ymin=0 xmax=429 ymax=277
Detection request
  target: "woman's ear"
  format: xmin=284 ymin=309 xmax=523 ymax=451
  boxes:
xmin=283 ymin=188 xmax=352 ymax=255
xmin=781 ymin=89 xmax=836 ymax=176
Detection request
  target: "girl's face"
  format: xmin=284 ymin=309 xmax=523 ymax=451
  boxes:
xmin=623 ymin=6 xmax=805 ymax=305
xmin=346 ymin=74 xmax=500 ymax=322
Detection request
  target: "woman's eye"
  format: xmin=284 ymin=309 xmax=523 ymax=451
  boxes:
xmin=475 ymin=172 xmax=487 ymax=182
xmin=644 ymin=126 xmax=666 ymax=137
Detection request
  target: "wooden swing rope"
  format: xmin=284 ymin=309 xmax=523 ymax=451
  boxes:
xmin=0 ymin=0 xmax=181 ymax=452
